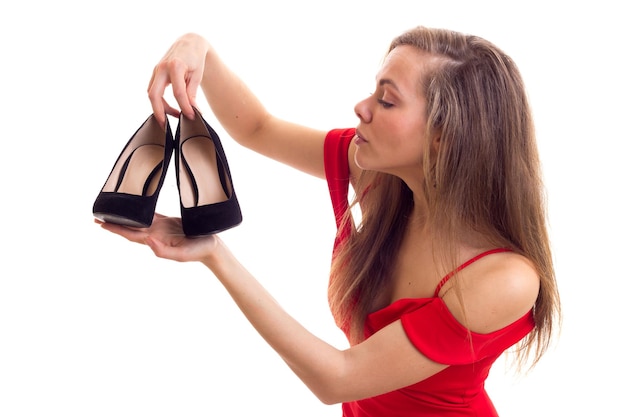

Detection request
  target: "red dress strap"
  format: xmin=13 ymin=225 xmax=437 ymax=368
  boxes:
xmin=433 ymin=248 xmax=513 ymax=297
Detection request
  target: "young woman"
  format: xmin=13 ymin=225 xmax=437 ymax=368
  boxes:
xmin=98 ymin=26 xmax=561 ymax=416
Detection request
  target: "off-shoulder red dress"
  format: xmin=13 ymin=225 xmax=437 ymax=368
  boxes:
xmin=324 ymin=128 xmax=534 ymax=417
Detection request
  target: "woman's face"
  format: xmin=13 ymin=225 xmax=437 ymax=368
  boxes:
xmin=353 ymin=45 xmax=434 ymax=187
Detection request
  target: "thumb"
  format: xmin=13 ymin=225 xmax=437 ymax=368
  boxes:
xmin=144 ymin=236 xmax=166 ymax=258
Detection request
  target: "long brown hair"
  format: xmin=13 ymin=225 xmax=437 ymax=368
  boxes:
xmin=328 ymin=26 xmax=560 ymax=370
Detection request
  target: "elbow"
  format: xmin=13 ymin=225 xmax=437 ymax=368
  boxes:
xmin=308 ymin=372 xmax=352 ymax=405
xmin=315 ymin=390 xmax=344 ymax=406
xmin=294 ymin=350 xmax=355 ymax=405
xmin=235 ymin=111 xmax=273 ymax=150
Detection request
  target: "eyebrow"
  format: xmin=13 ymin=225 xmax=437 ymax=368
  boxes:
xmin=378 ymin=78 xmax=400 ymax=91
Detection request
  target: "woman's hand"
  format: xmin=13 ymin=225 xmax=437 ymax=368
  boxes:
xmin=95 ymin=213 xmax=219 ymax=263
xmin=147 ymin=33 xmax=211 ymax=127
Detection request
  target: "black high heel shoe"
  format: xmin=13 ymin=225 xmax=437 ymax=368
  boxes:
xmin=175 ymin=107 xmax=242 ymax=236
xmin=93 ymin=114 xmax=173 ymax=227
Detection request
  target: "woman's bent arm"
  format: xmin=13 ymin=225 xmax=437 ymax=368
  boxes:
xmin=201 ymin=236 xmax=448 ymax=404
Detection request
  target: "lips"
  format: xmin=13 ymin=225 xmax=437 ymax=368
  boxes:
xmin=355 ymin=130 xmax=368 ymax=144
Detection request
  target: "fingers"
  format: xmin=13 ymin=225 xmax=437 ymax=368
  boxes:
xmin=186 ymin=60 xmax=203 ymax=112
xmin=147 ymin=35 xmax=208 ymax=127
xmin=161 ymin=100 xmax=180 ymax=117
xmin=95 ymin=215 xmax=219 ymax=264
xmin=148 ymin=63 xmax=198 ymax=129
xmin=148 ymin=66 xmax=174 ymax=128
xmin=169 ymin=59 xmax=196 ymax=120
xmin=144 ymin=236 xmax=179 ymax=261
xmin=144 ymin=234 xmax=195 ymax=263
xmin=97 ymin=221 xmax=149 ymax=245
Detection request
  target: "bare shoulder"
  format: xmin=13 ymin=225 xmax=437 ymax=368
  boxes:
xmin=441 ymin=251 xmax=539 ymax=334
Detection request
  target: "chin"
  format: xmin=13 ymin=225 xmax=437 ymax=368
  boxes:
xmin=354 ymin=151 xmax=371 ymax=170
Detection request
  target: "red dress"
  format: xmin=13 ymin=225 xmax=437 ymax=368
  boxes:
xmin=323 ymin=128 xmax=535 ymax=417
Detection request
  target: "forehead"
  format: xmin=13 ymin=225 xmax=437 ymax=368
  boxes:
xmin=377 ymin=45 xmax=431 ymax=91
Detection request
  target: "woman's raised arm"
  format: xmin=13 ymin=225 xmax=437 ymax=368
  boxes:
xmin=148 ymin=33 xmax=329 ymax=179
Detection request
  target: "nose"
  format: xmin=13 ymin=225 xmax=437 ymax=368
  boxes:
xmin=354 ymin=96 xmax=372 ymax=123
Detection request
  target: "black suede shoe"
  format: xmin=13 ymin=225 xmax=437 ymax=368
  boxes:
xmin=93 ymin=115 xmax=173 ymax=228
xmin=175 ymin=108 xmax=242 ymax=236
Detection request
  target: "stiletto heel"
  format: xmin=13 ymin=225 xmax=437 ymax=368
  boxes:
xmin=175 ymin=107 xmax=242 ymax=236
xmin=93 ymin=114 xmax=174 ymax=227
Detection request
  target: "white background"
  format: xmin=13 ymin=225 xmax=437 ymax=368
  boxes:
xmin=1 ymin=1 xmax=624 ymax=416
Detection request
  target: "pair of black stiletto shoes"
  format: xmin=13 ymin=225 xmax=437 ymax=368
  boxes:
xmin=93 ymin=108 xmax=242 ymax=236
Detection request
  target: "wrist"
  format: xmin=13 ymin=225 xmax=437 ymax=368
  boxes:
xmin=200 ymin=235 xmax=232 ymax=273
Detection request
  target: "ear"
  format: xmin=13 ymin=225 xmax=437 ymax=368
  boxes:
xmin=431 ymin=131 xmax=442 ymax=154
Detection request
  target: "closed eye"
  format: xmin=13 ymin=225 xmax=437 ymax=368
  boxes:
xmin=377 ymin=99 xmax=393 ymax=109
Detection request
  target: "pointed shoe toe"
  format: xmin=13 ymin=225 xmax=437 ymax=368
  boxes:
xmin=93 ymin=114 xmax=174 ymax=228
xmin=175 ymin=108 xmax=242 ymax=236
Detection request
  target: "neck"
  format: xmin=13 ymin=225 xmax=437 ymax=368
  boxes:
xmin=407 ymin=180 xmax=431 ymax=230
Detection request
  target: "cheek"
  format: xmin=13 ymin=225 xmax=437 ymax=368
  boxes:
xmin=397 ymin=143 xmax=425 ymax=167
xmin=403 ymin=122 xmax=429 ymax=157
xmin=391 ymin=130 xmax=427 ymax=161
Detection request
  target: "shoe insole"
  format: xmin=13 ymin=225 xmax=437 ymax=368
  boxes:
xmin=116 ymin=144 xmax=164 ymax=196
xmin=180 ymin=136 xmax=229 ymax=208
